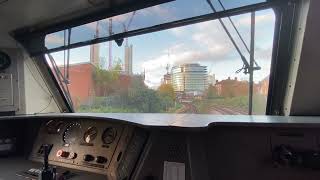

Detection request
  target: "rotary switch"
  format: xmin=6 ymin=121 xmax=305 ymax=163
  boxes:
xmin=83 ymin=154 xmax=95 ymax=162
xmin=96 ymin=156 xmax=108 ymax=164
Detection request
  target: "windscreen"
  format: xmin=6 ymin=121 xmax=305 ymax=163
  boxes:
xmin=45 ymin=7 xmax=275 ymax=115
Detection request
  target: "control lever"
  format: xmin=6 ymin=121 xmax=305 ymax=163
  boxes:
xmin=38 ymin=144 xmax=56 ymax=180
xmin=272 ymin=145 xmax=295 ymax=166
xmin=272 ymin=145 xmax=320 ymax=169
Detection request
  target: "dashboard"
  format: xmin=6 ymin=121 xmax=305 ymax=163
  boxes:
xmin=29 ymin=119 xmax=148 ymax=179
xmin=1 ymin=114 xmax=320 ymax=180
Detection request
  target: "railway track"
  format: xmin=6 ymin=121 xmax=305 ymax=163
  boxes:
xmin=176 ymin=102 xmax=247 ymax=115
xmin=177 ymin=102 xmax=198 ymax=113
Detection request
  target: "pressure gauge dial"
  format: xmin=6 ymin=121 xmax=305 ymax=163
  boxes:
xmin=0 ymin=51 xmax=11 ymax=70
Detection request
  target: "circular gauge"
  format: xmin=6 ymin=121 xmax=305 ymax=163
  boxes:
xmin=45 ymin=120 xmax=64 ymax=134
xmin=0 ymin=51 xmax=11 ymax=70
xmin=63 ymin=122 xmax=81 ymax=145
xmin=83 ymin=127 xmax=98 ymax=143
xmin=101 ymin=127 xmax=117 ymax=144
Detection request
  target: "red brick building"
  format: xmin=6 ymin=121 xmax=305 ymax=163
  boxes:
xmin=60 ymin=62 xmax=96 ymax=108
xmin=215 ymin=77 xmax=259 ymax=97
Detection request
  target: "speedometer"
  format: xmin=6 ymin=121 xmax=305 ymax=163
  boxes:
xmin=45 ymin=120 xmax=64 ymax=134
xmin=63 ymin=122 xmax=81 ymax=146
xmin=102 ymin=127 xmax=117 ymax=144
xmin=0 ymin=51 xmax=11 ymax=70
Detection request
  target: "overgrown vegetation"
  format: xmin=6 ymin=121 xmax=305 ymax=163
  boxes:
xmin=77 ymin=66 xmax=267 ymax=114
xmin=77 ymin=66 xmax=176 ymax=113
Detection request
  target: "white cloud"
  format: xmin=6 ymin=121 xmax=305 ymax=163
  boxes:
xmin=236 ymin=13 xmax=274 ymax=27
xmin=112 ymin=12 xmax=135 ymax=24
xmin=84 ymin=22 xmax=99 ymax=30
xmin=169 ymin=26 xmax=186 ymax=36
xmin=139 ymin=5 xmax=173 ymax=19
xmin=46 ymin=34 xmax=64 ymax=44
xmin=255 ymin=46 xmax=273 ymax=61
xmin=141 ymin=14 xmax=275 ymax=87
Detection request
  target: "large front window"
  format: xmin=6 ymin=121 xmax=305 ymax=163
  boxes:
xmin=45 ymin=7 xmax=275 ymax=115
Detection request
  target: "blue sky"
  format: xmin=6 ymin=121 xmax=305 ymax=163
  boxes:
xmin=48 ymin=1 xmax=275 ymax=88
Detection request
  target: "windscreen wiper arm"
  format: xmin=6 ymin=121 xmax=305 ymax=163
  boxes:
xmin=47 ymin=53 xmax=74 ymax=111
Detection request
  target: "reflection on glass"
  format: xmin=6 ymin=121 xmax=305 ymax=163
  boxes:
xmin=46 ymin=8 xmax=274 ymax=115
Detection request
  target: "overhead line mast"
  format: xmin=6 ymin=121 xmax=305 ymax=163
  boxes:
xmin=108 ymin=19 xmax=113 ymax=70
xmin=205 ymin=0 xmax=259 ymax=115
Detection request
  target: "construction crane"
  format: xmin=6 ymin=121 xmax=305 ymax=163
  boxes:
xmin=122 ymin=11 xmax=136 ymax=47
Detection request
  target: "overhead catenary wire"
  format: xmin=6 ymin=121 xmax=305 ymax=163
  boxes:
xmin=205 ymin=0 xmax=250 ymax=73
xmin=217 ymin=0 xmax=259 ymax=67
xmin=206 ymin=0 xmax=258 ymax=114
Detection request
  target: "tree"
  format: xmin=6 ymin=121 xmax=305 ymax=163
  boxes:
xmin=157 ymin=84 xmax=175 ymax=101
xmin=157 ymin=84 xmax=175 ymax=111
xmin=205 ymin=85 xmax=218 ymax=99
xmin=129 ymin=88 xmax=162 ymax=113
xmin=93 ymin=64 xmax=121 ymax=96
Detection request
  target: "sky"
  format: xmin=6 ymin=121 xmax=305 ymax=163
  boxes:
xmin=47 ymin=0 xmax=275 ymax=89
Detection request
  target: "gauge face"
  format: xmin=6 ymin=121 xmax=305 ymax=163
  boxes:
xmin=63 ymin=122 xmax=81 ymax=145
xmin=83 ymin=127 xmax=98 ymax=143
xmin=102 ymin=127 xmax=117 ymax=144
xmin=0 ymin=51 xmax=11 ymax=70
xmin=45 ymin=120 xmax=64 ymax=134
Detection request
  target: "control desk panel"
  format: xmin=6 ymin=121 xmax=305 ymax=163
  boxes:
xmin=29 ymin=119 xmax=147 ymax=178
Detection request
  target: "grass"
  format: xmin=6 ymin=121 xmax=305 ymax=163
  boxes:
xmin=77 ymin=106 xmax=139 ymax=113
xmin=194 ymin=94 xmax=267 ymax=114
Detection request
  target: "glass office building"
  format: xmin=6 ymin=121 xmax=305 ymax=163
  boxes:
xmin=171 ymin=64 xmax=208 ymax=94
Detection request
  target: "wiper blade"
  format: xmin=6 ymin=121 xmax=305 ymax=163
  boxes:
xmin=47 ymin=53 xmax=74 ymax=111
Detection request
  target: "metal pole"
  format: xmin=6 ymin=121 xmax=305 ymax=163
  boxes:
xmin=109 ymin=19 xmax=113 ymax=70
xmin=66 ymin=28 xmax=71 ymax=83
xmin=249 ymin=12 xmax=255 ymax=115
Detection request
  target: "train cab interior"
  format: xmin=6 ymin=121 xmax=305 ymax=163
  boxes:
xmin=1 ymin=0 xmax=320 ymax=179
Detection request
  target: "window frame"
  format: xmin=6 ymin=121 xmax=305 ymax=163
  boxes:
xmin=13 ymin=0 xmax=297 ymax=115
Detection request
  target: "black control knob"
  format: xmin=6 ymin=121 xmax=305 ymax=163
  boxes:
xmin=83 ymin=154 xmax=95 ymax=162
xmin=96 ymin=156 xmax=108 ymax=164
xmin=272 ymin=145 xmax=294 ymax=166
